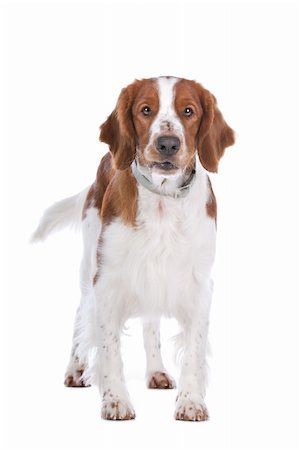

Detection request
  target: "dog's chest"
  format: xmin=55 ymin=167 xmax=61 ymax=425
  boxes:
xmin=100 ymin=178 xmax=216 ymax=317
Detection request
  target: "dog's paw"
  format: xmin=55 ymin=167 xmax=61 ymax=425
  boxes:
xmin=175 ymin=397 xmax=209 ymax=421
xmin=64 ymin=368 xmax=90 ymax=388
xmin=147 ymin=371 xmax=176 ymax=389
xmin=101 ymin=397 xmax=136 ymax=420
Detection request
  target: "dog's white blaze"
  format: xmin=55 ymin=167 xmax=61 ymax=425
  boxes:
xmin=150 ymin=77 xmax=184 ymax=135
xmin=156 ymin=77 xmax=178 ymax=117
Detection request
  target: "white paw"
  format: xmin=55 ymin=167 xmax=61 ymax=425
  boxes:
xmin=101 ymin=393 xmax=135 ymax=420
xmin=175 ymin=396 xmax=209 ymax=421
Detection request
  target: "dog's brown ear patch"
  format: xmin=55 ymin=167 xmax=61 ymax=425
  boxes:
xmin=196 ymin=87 xmax=235 ymax=172
xmin=100 ymin=86 xmax=136 ymax=170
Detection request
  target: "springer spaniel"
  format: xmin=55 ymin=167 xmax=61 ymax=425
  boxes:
xmin=32 ymin=76 xmax=235 ymax=421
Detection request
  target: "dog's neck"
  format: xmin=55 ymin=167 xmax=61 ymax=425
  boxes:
xmin=131 ymin=160 xmax=196 ymax=199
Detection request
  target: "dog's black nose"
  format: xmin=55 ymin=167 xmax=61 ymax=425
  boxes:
xmin=156 ymin=135 xmax=180 ymax=156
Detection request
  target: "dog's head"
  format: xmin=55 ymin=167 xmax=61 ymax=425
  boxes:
xmin=100 ymin=77 xmax=235 ymax=178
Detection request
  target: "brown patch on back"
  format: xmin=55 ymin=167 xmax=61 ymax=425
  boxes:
xmin=206 ymin=176 xmax=217 ymax=222
xmin=94 ymin=152 xmax=115 ymax=211
xmin=101 ymin=168 xmax=138 ymax=226
xmin=82 ymin=152 xmax=114 ymax=220
xmin=83 ymin=152 xmax=137 ymax=227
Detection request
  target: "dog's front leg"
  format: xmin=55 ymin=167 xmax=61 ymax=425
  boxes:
xmin=175 ymin=280 xmax=212 ymax=421
xmin=94 ymin=284 xmax=135 ymax=420
xmin=143 ymin=319 xmax=176 ymax=389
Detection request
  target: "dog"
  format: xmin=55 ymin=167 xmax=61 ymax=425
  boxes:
xmin=32 ymin=76 xmax=235 ymax=421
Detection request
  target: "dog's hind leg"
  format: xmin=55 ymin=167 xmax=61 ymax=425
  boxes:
xmin=64 ymin=307 xmax=91 ymax=387
xmin=64 ymin=207 xmax=101 ymax=387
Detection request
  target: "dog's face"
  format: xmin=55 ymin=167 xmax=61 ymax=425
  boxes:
xmin=100 ymin=76 xmax=235 ymax=175
xmin=132 ymin=78 xmax=203 ymax=176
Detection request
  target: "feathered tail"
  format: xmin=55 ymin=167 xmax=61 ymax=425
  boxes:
xmin=31 ymin=187 xmax=90 ymax=242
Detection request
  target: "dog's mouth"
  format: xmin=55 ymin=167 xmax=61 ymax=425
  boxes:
xmin=151 ymin=161 xmax=179 ymax=172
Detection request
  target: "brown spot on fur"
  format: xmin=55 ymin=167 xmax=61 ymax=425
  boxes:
xmin=206 ymin=176 xmax=217 ymax=221
xmin=93 ymin=269 xmax=99 ymax=285
xmin=93 ymin=229 xmax=105 ymax=285
xmin=148 ymin=371 xmax=176 ymax=389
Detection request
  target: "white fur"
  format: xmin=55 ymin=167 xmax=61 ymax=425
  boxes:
xmin=143 ymin=319 xmax=167 ymax=377
xmin=31 ymin=187 xmax=90 ymax=242
xmin=150 ymin=77 xmax=184 ymax=137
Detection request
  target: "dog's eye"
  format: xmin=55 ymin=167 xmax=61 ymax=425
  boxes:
xmin=184 ymin=107 xmax=194 ymax=117
xmin=141 ymin=106 xmax=151 ymax=116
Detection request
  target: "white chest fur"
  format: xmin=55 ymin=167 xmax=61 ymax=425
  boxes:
xmin=96 ymin=168 xmax=216 ymax=321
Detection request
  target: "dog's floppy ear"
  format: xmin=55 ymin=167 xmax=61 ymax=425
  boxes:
xmin=196 ymin=86 xmax=235 ymax=172
xmin=100 ymin=85 xmax=136 ymax=170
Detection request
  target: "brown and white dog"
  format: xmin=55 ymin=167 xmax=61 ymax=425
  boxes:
xmin=32 ymin=76 xmax=235 ymax=421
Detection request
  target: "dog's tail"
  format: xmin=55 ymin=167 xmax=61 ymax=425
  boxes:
xmin=31 ymin=186 xmax=90 ymax=243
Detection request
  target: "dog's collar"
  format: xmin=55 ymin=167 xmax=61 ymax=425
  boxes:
xmin=131 ymin=160 xmax=196 ymax=199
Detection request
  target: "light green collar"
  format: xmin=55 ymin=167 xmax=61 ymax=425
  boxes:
xmin=131 ymin=160 xmax=196 ymax=199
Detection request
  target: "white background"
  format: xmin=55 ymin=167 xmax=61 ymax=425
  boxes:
xmin=2 ymin=1 xmax=299 ymax=449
